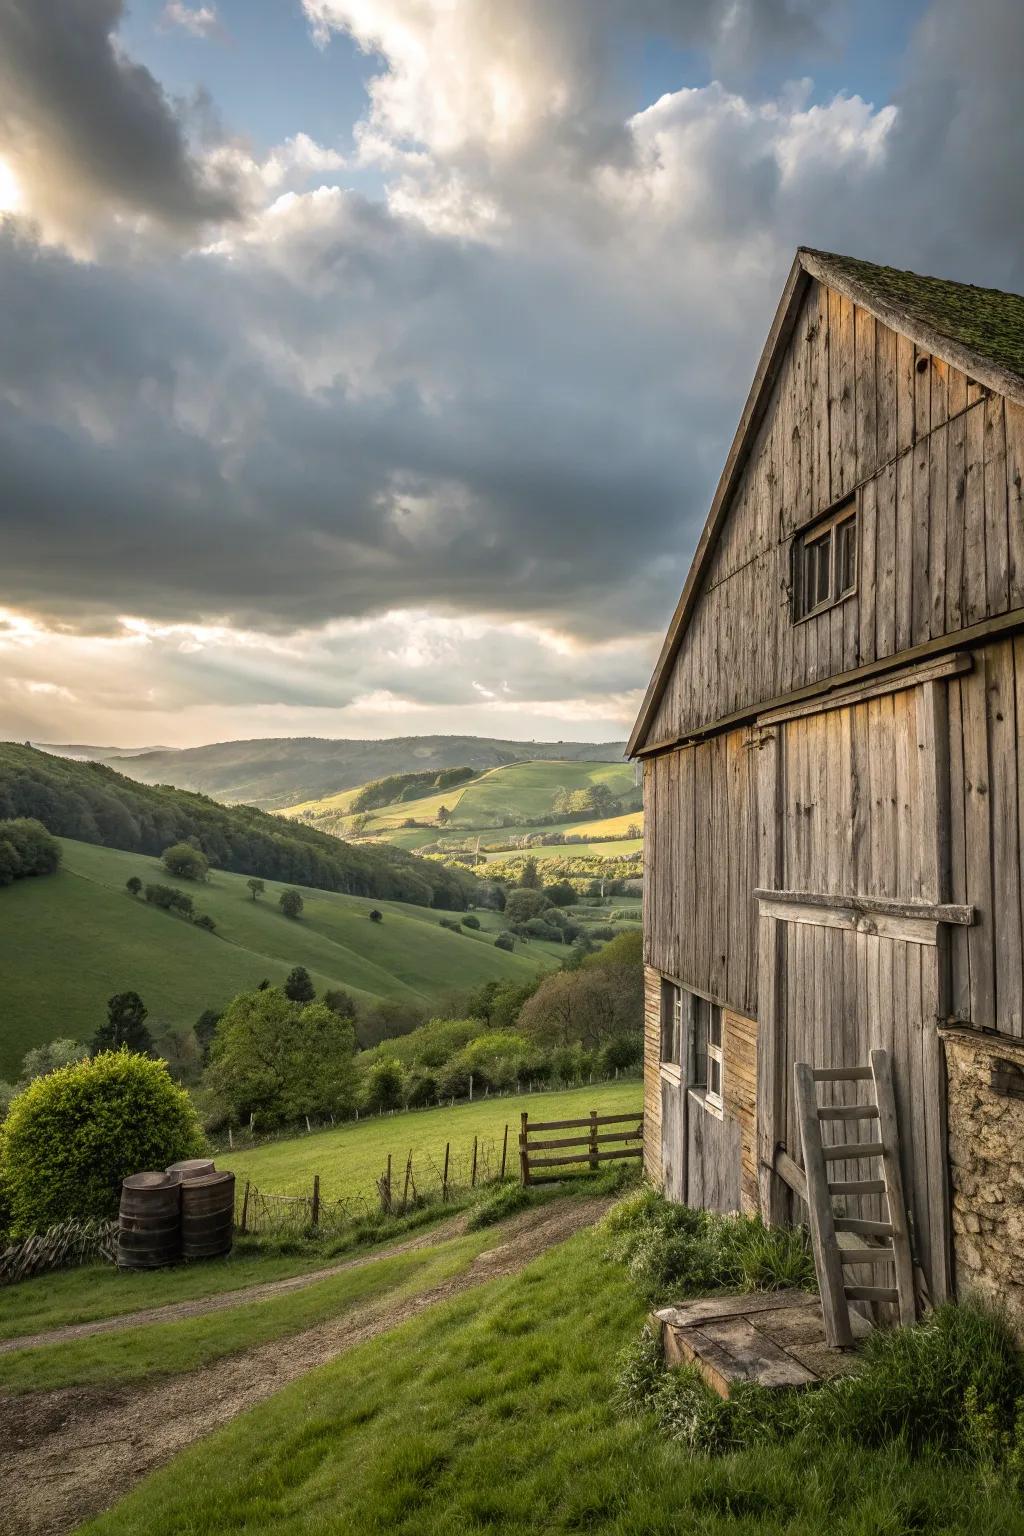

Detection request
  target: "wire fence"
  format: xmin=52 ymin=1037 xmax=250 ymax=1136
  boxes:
xmin=238 ymin=1129 xmax=511 ymax=1239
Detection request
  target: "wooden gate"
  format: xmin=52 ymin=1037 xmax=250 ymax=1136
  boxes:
xmin=755 ymin=667 xmax=974 ymax=1304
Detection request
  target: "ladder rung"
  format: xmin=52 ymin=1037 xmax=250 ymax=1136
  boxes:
xmin=821 ymin=1141 xmax=885 ymax=1161
xmin=839 ymin=1246 xmax=894 ymax=1265
xmin=844 ymin=1285 xmax=899 ymax=1302
xmin=817 ymin=1105 xmax=879 ymax=1120
xmin=812 ymin=1066 xmax=872 ymax=1081
xmin=828 ymin=1178 xmax=887 ymax=1195
xmin=834 ymin=1218 xmax=894 ymax=1237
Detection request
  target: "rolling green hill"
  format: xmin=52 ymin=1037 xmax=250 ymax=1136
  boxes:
xmin=0 ymin=839 xmax=567 ymax=1079
xmin=121 ymin=736 xmax=627 ymax=810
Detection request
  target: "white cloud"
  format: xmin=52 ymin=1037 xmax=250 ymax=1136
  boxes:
xmin=161 ymin=2 xmax=221 ymax=39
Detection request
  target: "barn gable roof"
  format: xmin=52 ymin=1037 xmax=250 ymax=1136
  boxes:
xmin=628 ymin=248 xmax=1024 ymax=757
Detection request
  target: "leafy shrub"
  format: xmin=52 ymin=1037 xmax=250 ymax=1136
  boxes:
xmin=466 ymin=1182 xmax=534 ymax=1230
xmin=494 ymin=931 xmax=515 ymax=952
xmin=145 ymin=882 xmax=194 ymax=917
xmin=279 ymin=888 xmax=304 ymax=919
xmin=462 ymin=914 xmax=481 ymax=930
xmin=504 ymin=888 xmax=551 ymax=923
xmin=0 ymin=1051 xmax=204 ymax=1235
xmin=126 ymin=876 xmax=142 ymax=897
xmin=439 ymin=917 xmax=462 ymax=932
xmin=361 ymin=1058 xmax=405 ymax=1113
xmin=369 ymin=909 xmax=383 ymax=923
xmin=0 ymin=817 xmax=61 ymax=885
xmin=524 ymin=917 xmax=564 ymax=942
xmin=161 ymin=841 xmax=209 ymax=881
xmin=193 ymin=912 xmax=216 ymax=931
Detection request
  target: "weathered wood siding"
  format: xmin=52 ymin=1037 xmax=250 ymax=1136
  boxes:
xmin=647 ymin=280 xmax=1024 ymax=745
xmin=643 ymin=727 xmax=759 ymax=1018
xmin=948 ymin=637 xmax=1024 ymax=1037
xmin=643 ymin=965 xmax=663 ymax=1182
xmin=723 ymin=1010 xmax=759 ymax=1213
xmin=686 ymin=1100 xmax=742 ymax=1213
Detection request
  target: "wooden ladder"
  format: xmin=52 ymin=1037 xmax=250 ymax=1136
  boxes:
xmin=794 ymin=1048 xmax=916 ymax=1348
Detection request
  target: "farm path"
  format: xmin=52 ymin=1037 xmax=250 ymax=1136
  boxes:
xmin=1 ymin=1195 xmax=611 ymax=1536
xmin=0 ymin=1209 xmax=476 ymax=1356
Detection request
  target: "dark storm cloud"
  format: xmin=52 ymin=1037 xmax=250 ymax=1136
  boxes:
xmin=0 ymin=0 xmax=238 ymax=244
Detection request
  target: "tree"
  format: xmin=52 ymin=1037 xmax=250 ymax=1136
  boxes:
xmin=323 ymin=988 xmax=357 ymax=1021
xmin=494 ymin=931 xmax=515 ymax=952
xmin=193 ymin=1008 xmax=221 ymax=1063
xmin=18 ymin=1038 xmax=89 ymax=1086
xmin=194 ymin=912 xmax=216 ymax=931
xmin=125 ymin=876 xmax=142 ymax=897
xmin=246 ymin=878 xmax=265 ymax=902
xmin=544 ymin=880 xmax=576 ymax=908
xmin=504 ymin=887 xmax=551 ymax=924
xmin=0 ymin=818 xmax=61 ymax=885
xmin=279 ymin=889 xmax=304 ymax=919
xmin=145 ymin=882 xmax=194 ymax=918
xmin=206 ymin=989 xmax=357 ymax=1126
xmin=436 ymin=804 xmax=451 ymax=826
xmin=92 ymin=992 xmax=153 ymax=1056
xmin=284 ymin=965 xmax=315 ymax=1003
xmin=0 ymin=1051 xmax=204 ymax=1233
xmin=360 ymin=1058 xmax=404 ymax=1113
xmin=161 ymin=842 xmax=210 ymax=881
xmin=518 ymin=856 xmax=541 ymax=889
xmin=369 ymin=908 xmax=383 ymax=923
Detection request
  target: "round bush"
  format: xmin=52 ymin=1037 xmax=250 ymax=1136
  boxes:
xmin=461 ymin=914 xmax=480 ymax=930
xmin=0 ymin=1051 xmax=205 ymax=1235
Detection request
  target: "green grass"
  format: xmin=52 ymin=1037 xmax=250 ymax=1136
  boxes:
xmin=0 ymin=838 xmax=566 ymax=1075
xmin=224 ymin=1080 xmax=642 ymax=1199
xmin=79 ymin=1220 xmax=1024 ymax=1536
xmin=483 ymin=837 xmax=642 ymax=864
xmin=0 ymin=1223 xmax=501 ymax=1396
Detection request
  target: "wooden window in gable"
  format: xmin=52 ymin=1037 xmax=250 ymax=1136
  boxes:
xmin=792 ymin=498 xmax=857 ymax=621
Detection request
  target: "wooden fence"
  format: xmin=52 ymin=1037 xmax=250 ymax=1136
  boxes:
xmin=518 ymin=1110 xmax=644 ymax=1185
xmin=238 ymin=1127 xmax=511 ymax=1238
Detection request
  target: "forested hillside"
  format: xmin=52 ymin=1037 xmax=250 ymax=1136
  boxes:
xmin=120 ymin=735 xmax=626 ymax=809
xmin=0 ymin=745 xmax=472 ymax=909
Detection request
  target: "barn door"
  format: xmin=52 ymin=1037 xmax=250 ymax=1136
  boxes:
xmin=756 ymin=675 xmax=956 ymax=1304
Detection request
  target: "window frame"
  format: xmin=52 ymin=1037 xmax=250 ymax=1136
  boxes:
xmin=659 ymin=978 xmax=683 ymax=1067
xmin=660 ymin=977 xmax=724 ymax=1117
xmin=791 ymin=497 xmax=858 ymax=623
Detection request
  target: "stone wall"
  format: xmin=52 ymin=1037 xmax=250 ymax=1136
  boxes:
xmin=944 ymin=1030 xmax=1024 ymax=1333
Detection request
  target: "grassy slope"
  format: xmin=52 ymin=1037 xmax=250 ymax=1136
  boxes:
xmin=226 ymin=1081 xmax=643 ymax=1198
xmin=0 ymin=1225 xmax=503 ymax=1396
xmin=483 ymin=837 xmax=643 ymax=863
xmin=81 ymin=1221 xmax=1024 ymax=1536
xmin=0 ymin=839 xmax=566 ymax=1077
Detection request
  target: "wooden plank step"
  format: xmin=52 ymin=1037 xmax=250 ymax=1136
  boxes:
xmin=811 ymin=1067 xmax=872 ymax=1082
xmin=666 ymin=1316 xmax=818 ymax=1398
xmin=834 ymin=1217 xmax=894 ymax=1237
xmin=821 ymin=1141 xmax=885 ymax=1161
xmin=817 ymin=1105 xmax=879 ymax=1121
xmin=652 ymin=1292 xmax=815 ymax=1330
xmin=839 ymin=1246 xmax=894 ymax=1264
xmin=843 ymin=1285 xmax=899 ymax=1302
xmin=828 ymin=1178 xmax=886 ymax=1195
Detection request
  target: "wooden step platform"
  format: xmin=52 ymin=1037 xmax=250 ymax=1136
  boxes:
xmin=650 ymin=1291 xmax=870 ymax=1398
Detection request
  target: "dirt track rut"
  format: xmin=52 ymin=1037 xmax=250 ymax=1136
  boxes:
xmin=0 ymin=1196 xmax=610 ymax=1536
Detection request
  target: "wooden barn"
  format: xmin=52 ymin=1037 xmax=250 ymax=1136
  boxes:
xmin=630 ymin=248 xmax=1024 ymax=1328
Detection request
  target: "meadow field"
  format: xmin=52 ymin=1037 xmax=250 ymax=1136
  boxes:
xmin=224 ymin=1079 xmax=643 ymax=1199
xmin=0 ymin=838 xmax=568 ymax=1076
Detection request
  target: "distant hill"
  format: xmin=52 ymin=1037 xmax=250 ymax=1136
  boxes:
xmin=30 ymin=742 xmax=175 ymax=761
xmin=0 ymin=839 xmax=565 ymax=1078
xmin=120 ymin=735 xmax=627 ymax=810
xmin=0 ymin=744 xmax=473 ymax=910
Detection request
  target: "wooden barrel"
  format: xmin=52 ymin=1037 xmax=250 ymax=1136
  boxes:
xmin=118 ymin=1172 xmax=181 ymax=1269
xmin=167 ymin=1158 xmax=216 ymax=1183
xmin=181 ymin=1171 xmax=235 ymax=1260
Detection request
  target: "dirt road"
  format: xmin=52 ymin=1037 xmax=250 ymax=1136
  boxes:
xmin=1 ymin=1196 xmax=610 ymax=1536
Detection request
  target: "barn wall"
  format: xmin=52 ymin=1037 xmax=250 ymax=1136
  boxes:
xmin=647 ymin=279 xmax=1024 ymax=745
xmin=642 ymin=965 xmax=663 ymax=1183
xmin=722 ymin=1010 xmax=758 ymax=1213
xmin=642 ymin=726 xmax=759 ymax=1018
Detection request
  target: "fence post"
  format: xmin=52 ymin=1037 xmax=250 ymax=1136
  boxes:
xmin=442 ymin=1142 xmax=450 ymax=1203
xmin=471 ymin=1136 xmax=478 ymax=1188
xmin=240 ymin=1178 xmax=251 ymax=1235
xmin=380 ymin=1153 xmax=392 ymax=1214
xmin=500 ymin=1123 xmax=509 ymax=1181
xmin=589 ymin=1110 xmax=599 ymax=1172
xmin=311 ymin=1174 xmax=320 ymax=1228
xmin=519 ymin=1111 xmax=530 ymax=1186
xmin=228 ymin=1124 xmax=234 ymax=1150
xmin=402 ymin=1150 xmax=413 ymax=1212
xmin=469 ymin=1073 xmax=474 ymax=1102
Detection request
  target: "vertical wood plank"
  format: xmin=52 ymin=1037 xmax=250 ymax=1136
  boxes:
xmin=854 ymin=307 xmax=877 ymax=482
xmin=984 ymin=393 xmax=1009 ymax=616
xmin=962 ymin=655 xmax=995 ymax=1029
xmin=946 ymin=676 xmax=972 ymax=1022
xmin=895 ymin=447 xmax=914 ymax=652
xmin=945 ymin=373 xmax=967 ymax=633
xmin=964 ymin=403 xmax=987 ymax=625
xmin=1006 ymin=399 xmax=1024 ymax=610
xmin=928 ymin=423 xmax=948 ymax=640
xmin=987 ymin=641 xmax=1023 ymax=1034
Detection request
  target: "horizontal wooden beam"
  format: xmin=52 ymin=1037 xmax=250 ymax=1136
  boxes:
xmin=757 ymin=896 xmax=938 ymax=946
xmin=526 ymin=1130 xmax=641 ymax=1151
xmin=525 ymin=1113 xmax=643 ymax=1132
xmin=756 ymin=889 xmax=974 ymax=926
xmin=526 ymin=1147 xmax=644 ymax=1169
xmin=756 ymin=652 xmax=971 ymax=727
xmin=635 ymin=608 xmax=1024 ymax=759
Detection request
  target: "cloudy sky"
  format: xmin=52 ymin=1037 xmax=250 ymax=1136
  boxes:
xmin=1 ymin=0 xmax=1022 ymax=748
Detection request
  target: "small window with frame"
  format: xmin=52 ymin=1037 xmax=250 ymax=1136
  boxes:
xmin=660 ymin=979 xmax=683 ymax=1066
xmin=691 ymin=994 xmax=724 ymax=1111
xmin=792 ymin=499 xmax=857 ymax=621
